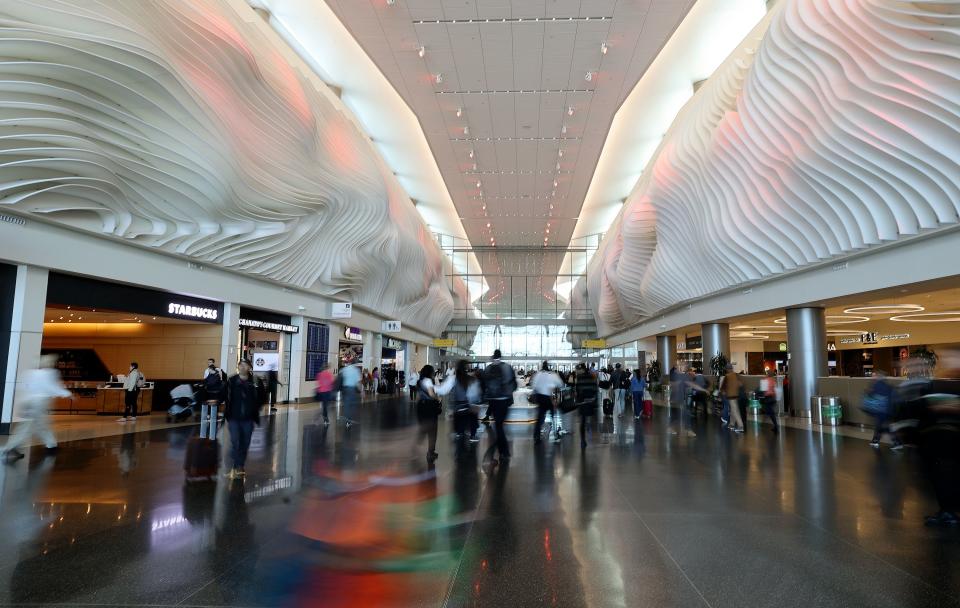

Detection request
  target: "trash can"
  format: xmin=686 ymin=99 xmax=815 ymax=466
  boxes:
xmin=811 ymin=396 xmax=824 ymax=425
xmin=820 ymin=396 xmax=842 ymax=426
xmin=748 ymin=393 xmax=762 ymax=419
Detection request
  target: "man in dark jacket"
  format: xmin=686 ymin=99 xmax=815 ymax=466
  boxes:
xmin=224 ymin=360 xmax=260 ymax=479
xmin=483 ymin=349 xmax=517 ymax=463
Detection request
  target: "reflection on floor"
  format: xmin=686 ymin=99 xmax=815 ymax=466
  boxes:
xmin=0 ymin=397 xmax=957 ymax=607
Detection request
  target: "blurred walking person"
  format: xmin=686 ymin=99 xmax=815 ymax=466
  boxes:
xmin=759 ymin=370 xmax=780 ymax=434
xmin=415 ymin=365 xmax=443 ymax=462
xmin=483 ymin=349 xmax=517 ymax=464
xmin=531 ymin=361 xmax=564 ymax=444
xmin=224 ymin=360 xmax=260 ymax=480
xmin=338 ymin=363 xmax=362 ymax=427
xmin=611 ymin=363 xmax=628 ymax=419
xmin=573 ymin=363 xmax=599 ymax=449
xmin=720 ymin=364 xmax=745 ymax=433
xmin=631 ymin=368 xmax=648 ymax=420
xmin=436 ymin=360 xmax=481 ymax=445
xmin=3 ymin=354 xmax=69 ymax=461
xmin=314 ymin=362 xmax=335 ymax=426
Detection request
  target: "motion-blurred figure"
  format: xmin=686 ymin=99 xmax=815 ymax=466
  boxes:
xmin=414 ymin=365 xmax=442 ymax=463
xmin=3 ymin=354 xmax=69 ymax=461
xmin=864 ymin=371 xmax=902 ymax=450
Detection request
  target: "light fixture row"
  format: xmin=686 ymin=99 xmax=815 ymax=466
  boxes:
xmin=437 ymin=89 xmax=593 ymax=95
xmin=412 ymin=16 xmax=613 ymax=24
xmin=450 ymin=136 xmax=580 ymax=142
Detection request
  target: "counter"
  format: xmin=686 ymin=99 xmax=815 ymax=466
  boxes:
xmin=97 ymin=385 xmax=154 ymax=416
xmin=817 ymin=376 xmax=907 ymax=427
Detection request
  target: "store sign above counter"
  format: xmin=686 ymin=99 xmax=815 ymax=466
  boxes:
xmin=384 ymin=337 xmax=404 ymax=350
xmin=839 ymin=332 xmax=910 ymax=345
xmin=344 ymin=327 xmax=362 ymax=341
xmin=239 ymin=318 xmax=299 ymax=333
xmin=331 ymin=302 xmax=352 ymax=319
xmin=382 ymin=320 xmax=402 ymax=333
xmin=168 ymin=302 xmax=218 ymax=321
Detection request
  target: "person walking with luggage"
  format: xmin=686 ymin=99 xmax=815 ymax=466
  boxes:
xmin=483 ymin=350 xmax=517 ymax=463
xmin=720 ymin=364 xmax=745 ymax=432
xmin=573 ymin=363 xmax=599 ymax=449
xmin=631 ymin=368 xmax=647 ymax=420
xmin=201 ymin=358 xmax=226 ymax=439
xmin=415 ymin=365 xmax=443 ymax=462
xmin=224 ymin=360 xmax=260 ymax=479
xmin=119 ymin=362 xmax=145 ymax=422
xmin=759 ymin=370 xmax=780 ymax=434
xmin=865 ymin=371 xmax=901 ymax=449
xmin=314 ymin=362 xmax=335 ymax=426
xmin=531 ymin=361 xmax=564 ymax=444
xmin=3 ymin=354 xmax=69 ymax=461
xmin=611 ymin=364 xmax=628 ymax=419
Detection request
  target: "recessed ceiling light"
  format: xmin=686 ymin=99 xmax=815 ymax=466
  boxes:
xmin=584 ymin=71 xmax=594 ymax=82
xmin=434 ymin=73 xmax=443 ymax=84
xmin=567 ymin=107 xmax=574 ymax=116
xmin=456 ymin=107 xmax=462 ymax=118
xmin=601 ymin=42 xmax=608 ymax=55
xmin=418 ymin=45 xmax=425 ymax=58
xmin=468 ymin=149 xmax=474 ymax=159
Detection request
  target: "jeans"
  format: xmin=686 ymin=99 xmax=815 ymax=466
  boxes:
xmin=200 ymin=401 xmax=218 ymax=439
xmin=340 ymin=389 xmax=359 ymax=422
xmin=613 ymin=388 xmax=626 ymax=417
xmin=872 ymin=414 xmax=901 ymax=445
xmin=228 ymin=419 xmax=255 ymax=468
xmin=721 ymin=396 xmax=730 ymax=420
xmin=123 ymin=390 xmax=139 ymax=418
xmin=533 ymin=394 xmax=553 ymax=440
xmin=762 ymin=397 xmax=779 ymax=430
xmin=316 ymin=391 xmax=333 ymax=421
xmin=488 ymin=398 xmax=512 ymax=458
xmin=632 ymin=391 xmax=644 ymax=417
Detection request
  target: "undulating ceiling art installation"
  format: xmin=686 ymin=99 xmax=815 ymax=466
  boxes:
xmin=0 ymin=0 xmax=465 ymax=334
xmin=582 ymin=0 xmax=960 ymax=336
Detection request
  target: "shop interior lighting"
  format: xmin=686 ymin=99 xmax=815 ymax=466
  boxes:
xmin=889 ymin=312 xmax=960 ymax=322
xmin=843 ymin=304 xmax=925 ymax=315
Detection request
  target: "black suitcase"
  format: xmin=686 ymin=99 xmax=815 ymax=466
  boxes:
xmin=602 ymin=398 xmax=613 ymax=417
xmin=184 ymin=437 xmax=219 ymax=481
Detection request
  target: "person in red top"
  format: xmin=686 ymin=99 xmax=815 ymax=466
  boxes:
xmin=315 ymin=363 xmax=335 ymax=425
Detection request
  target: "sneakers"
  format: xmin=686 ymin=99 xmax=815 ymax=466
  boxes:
xmin=721 ymin=418 xmax=729 ymax=425
xmin=323 ymin=418 xmax=330 ymax=426
xmin=734 ymin=428 xmax=745 ymax=433
xmin=869 ymin=440 xmax=880 ymax=448
xmin=924 ymin=511 xmax=959 ymax=527
xmin=891 ymin=443 xmax=904 ymax=451
xmin=117 ymin=417 xmax=128 ymax=422
xmin=469 ymin=436 xmax=480 ymax=443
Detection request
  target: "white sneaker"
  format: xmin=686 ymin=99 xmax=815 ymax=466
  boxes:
xmin=117 ymin=417 xmax=127 ymax=422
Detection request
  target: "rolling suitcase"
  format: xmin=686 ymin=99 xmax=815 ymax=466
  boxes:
xmin=602 ymin=398 xmax=613 ymax=417
xmin=184 ymin=436 xmax=219 ymax=482
xmin=643 ymin=398 xmax=654 ymax=417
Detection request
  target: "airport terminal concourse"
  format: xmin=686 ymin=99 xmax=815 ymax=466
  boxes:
xmin=0 ymin=1 xmax=959 ymax=607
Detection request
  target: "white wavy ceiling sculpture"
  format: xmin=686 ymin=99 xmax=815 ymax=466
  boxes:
xmin=584 ymin=0 xmax=960 ymax=337
xmin=0 ymin=0 xmax=464 ymax=334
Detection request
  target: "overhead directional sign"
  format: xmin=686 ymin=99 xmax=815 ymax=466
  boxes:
xmin=583 ymin=339 xmax=607 ymax=349
xmin=432 ymin=338 xmax=457 ymax=348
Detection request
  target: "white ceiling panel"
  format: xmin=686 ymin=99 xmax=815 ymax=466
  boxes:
xmin=325 ymin=0 xmax=695 ymax=284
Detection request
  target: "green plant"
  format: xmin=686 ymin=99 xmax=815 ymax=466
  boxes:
xmin=648 ymin=360 xmax=661 ymax=385
xmin=910 ymin=346 xmax=938 ymax=377
xmin=709 ymin=351 xmax=729 ymax=379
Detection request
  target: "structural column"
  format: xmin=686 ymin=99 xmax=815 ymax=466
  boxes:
xmin=2 ymin=265 xmax=49 ymax=434
xmin=701 ymin=322 xmax=731 ymax=373
xmin=287 ymin=314 xmax=306 ymax=402
xmin=656 ymin=335 xmax=676 ymax=379
xmin=219 ymin=302 xmax=240 ymax=373
xmin=786 ymin=307 xmax=827 ymax=418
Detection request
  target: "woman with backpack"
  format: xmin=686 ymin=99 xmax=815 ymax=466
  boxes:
xmin=415 ymin=365 xmax=443 ymax=463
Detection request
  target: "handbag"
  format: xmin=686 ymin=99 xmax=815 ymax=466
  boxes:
xmin=417 ymin=397 xmax=442 ymax=418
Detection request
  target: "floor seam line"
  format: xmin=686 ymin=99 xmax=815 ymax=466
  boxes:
xmin=614 ymin=483 xmax=715 ymax=608
xmin=441 ymin=465 xmax=490 ymax=608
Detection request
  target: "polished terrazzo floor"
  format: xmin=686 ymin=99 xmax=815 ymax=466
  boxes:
xmin=0 ymin=397 xmax=958 ymax=608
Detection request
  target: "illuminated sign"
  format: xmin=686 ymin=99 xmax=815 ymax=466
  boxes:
xmin=432 ymin=338 xmax=457 ymax=348
xmin=168 ymin=302 xmax=218 ymax=320
xmin=344 ymin=327 xmax=362 ymax=341
xmin=382 ymin=320 xmax=402 ymax=333
xmin=839 ymin=332 xmax=910 ymax=346
xmin=778 ymin=343 xmax=787 ymax=352
xmin=331 ymin=303 xmax=352 ymax=319
xmin=583 ymin=339 xmax=607 ymax=349
xmin=384 ymin=337 xmax=404 ymax=350
xmin=239 ymin=318 xmax=299 ymax=333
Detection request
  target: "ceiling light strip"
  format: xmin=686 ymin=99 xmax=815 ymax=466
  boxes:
xmin=413 ymin=17 xmax=612 ymax=24
xmin=437 ymin=89 xmax=593 ymax=95
xmin=451 ymin=137 xmax=581 ymax=142
xmin=463 ymin=170 xmax=574 ymax=175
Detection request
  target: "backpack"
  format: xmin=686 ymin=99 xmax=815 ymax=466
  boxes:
xmin=483 ymin=361 xmax=516 ymax=400
xmin=618 ymin=372 xmax=631 ymax=390
xmin=204 ymin=369 xmax=225 ymax=395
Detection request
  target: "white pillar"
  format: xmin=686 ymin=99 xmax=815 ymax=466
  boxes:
xmin=3 ymin=265 xmax=49 ymax=430
xmin=219 ymin=302 xmax=240 ymax=375
xmin=362 ymin=330 xmax=374 ymax=370
xmin=288 ymin=315 xmax=306 ymax=402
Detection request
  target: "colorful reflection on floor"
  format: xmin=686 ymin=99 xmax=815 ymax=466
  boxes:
xmin=0 ymin=399 xmax=958 ymax=607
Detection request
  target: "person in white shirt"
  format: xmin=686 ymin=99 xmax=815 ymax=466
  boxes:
xmin=531 ymin=361 xmax=565 ymax=444
xmin=435 ymin=361 xmax=482 ymax=443
xmin=119 ymin=362 xmax=145 ymax=422
xmin=4 ymin=354 xmax=70 ymax=460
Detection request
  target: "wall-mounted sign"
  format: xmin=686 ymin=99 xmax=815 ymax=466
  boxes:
xmin=344 ymin=327 xmax=362 ymax=341
xmin=432 ymin=338 xmax=457 ymax=348
xmin=583 ymin=339 xmax=607 ymax=349
xmin=384 ymin=337 xmax=404 ymax=350
xmin=839 ymin=332 xmax=911 ymax=346
xmin=168 ymin=302 xmax=218 ymax=321
xmin=382 ymin=320 xmax=402 ymax=333
xmin=861 ymin=332 xmax=878 ymax=345
xmin=881 ymin=333 xmax=910 ymax=342
xmin=686 ymin=336 xmax=702 ymax=350
xmin=331 ymin=302 xmax=352 ymax=319
xmin=778 ymin=343 xmax=787 ymax=352
xmin=827 ymin=342 xmax=837 ymax=351
xmin=252 ymin=352 xmax=279 ymax=372
xmin=239 ymin=318 xmax=299 ymax=333
xmin=677 ymin=342 xmax=686 ymax=350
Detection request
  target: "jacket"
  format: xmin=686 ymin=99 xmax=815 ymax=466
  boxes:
xmin=225 ymin=374 xmax=261 ymax=424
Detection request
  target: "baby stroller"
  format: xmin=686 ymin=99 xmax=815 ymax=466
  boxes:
xmin=167 ymin=384 xmax=200 ymax=422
